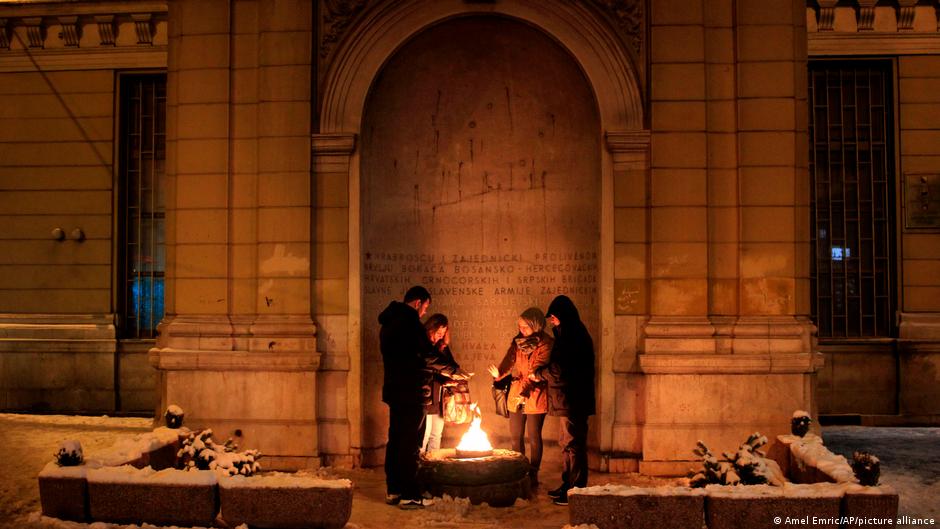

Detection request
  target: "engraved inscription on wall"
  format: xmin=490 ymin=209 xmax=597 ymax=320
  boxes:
xmin=360 ymin=16 xmax=600 ymax=449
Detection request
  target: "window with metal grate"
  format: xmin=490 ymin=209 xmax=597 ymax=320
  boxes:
xmin=118 ymin=74 xmax=166 ymax=339
xmin=808 ymin=61 xmax=897 ymax=339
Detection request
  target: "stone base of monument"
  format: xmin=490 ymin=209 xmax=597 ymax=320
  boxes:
xmin=219 ymin=474 xmax=353 ymax=529
xmin=568 ymin=486 xmax=705 ymax=529
xmin=419 ymin=448 xmax=531 ymax=507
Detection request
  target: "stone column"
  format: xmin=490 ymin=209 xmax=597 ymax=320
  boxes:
xmin=641 ymin=0 xmax=715 ymax=476
xmin=639 ymin=0 xmax=819 ymax=475
xmin=151 ymin=0 xmax=319 ymax=471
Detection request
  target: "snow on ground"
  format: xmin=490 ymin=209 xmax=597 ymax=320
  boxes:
xmin=2 ymin=414 xmax=936 ymax=529
xmin=823 ymin=426 xmax=940 ymax=523
xmin=0 ymin=413 xmax=152 ymax=528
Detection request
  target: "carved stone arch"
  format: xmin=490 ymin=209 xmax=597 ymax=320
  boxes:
xmin=319 ymin=0 xmax=645 ymax=134
xmin=313 ymin=0 xmax=648 ymax=465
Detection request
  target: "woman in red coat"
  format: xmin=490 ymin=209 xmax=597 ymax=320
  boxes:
xmin=487 ymin=307 xmax=553 ymax=486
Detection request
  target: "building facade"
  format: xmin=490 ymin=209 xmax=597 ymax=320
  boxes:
xmin=0 ymin=0 xmax=938 ymax=473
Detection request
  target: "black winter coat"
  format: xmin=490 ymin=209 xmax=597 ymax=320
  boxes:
xmin=542 ymin=295 xmax=596 ymax=417
xmin=427 ymin=342 xmax=460 ymax=415
xmin=378 ymin=301 xmax=456 ymax=407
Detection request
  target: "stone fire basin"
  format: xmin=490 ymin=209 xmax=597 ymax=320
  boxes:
xmin=419 ymin=448 xmax=531 ymax=507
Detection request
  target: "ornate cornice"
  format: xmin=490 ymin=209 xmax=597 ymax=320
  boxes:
xmin=94 ymin=14 xmax=115 ymax=46
xmin=131 ymin=12 xmax=153 ymax=45
xmin=585 ymin=0 xmax=643 ymax=57
xmin=0 ymin=18 xmax=9 ymax=49
xmin=855 ymin=0 xmax=876 ymax=31
xmin=23 ymin=17 xmax=44 ymax=47
xmin=0 ymin=3 xmax=165 ymax=54
xmin=57 ymin=15 xmax=80 ymax=47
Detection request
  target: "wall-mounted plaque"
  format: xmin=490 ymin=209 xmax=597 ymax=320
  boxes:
xmin=904 ymin=173 xmax=940 ymax=230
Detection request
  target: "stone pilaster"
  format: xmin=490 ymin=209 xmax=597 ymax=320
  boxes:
xmin=640 ymin=0 xmax=820 ymax=476
xmin=311 ymin=132 xmax=356 ymax=467
xmin=607 ymin=130 xmax=650 ymax=473
xmin=151 ymin=0 xmax=319 ymax=471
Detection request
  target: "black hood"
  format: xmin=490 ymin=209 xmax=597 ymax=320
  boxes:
xmin=546 ymin=295 xmax=581 ymax=325
xmin=378 ymin=301 xmax=416 ymax=325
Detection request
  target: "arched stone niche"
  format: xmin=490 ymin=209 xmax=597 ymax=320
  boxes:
xmin=313 ymin=0 xmax=647 ymax=468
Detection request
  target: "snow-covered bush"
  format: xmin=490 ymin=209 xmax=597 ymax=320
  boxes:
xmin=164 ymin=404 xmax=185 ymax=429
xmin=55 ymin=440 xmax=83 ymax=466
xmin=791 ymin=410 xmax=812 ymax=437
xmin=851 ymin=451 xmax=880 ymax=486
xmin=177 ymin=429 xmax=261 ymax=476
xmin=689 ymin=433 xmax=774 ymax=487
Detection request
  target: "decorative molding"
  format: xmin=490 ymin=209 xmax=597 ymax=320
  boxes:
xmin=23 ymin=17 xmax=44 ymax=48
xmin=0 ymin=18 xmax=9 ymax=49
xmin=94 ymin=14 xmax=115 ymax=46
xmin=0 ymin=46 xmax=166 ymax=73
xmin=131 ymin=13 xmax=153 ymax=45
xmin=150 ymin=348 xmax=321 ymax=372
xmin=817 ymin=0 xmax=838 ymax=31
xmin=855 ymin=0 xmax=877 ymax=31
xmin=57 ymin=15 xmax=80 ymax=47
xmin=311 ymin=132 xmax=357 ymax=154
xmin=586 ymin=0 xmax=643 ymax=57
xmin=638 ymin=353 xmax=820 ymax=374
xmin=896 ymin=0 xmax=917 ymax=31
xmin=319 ymin=0 xmax=369 ymax=59
xmin=605 ymin=130 xmax=651 ymax=153
xmin=0 ymin=2 xmax=166 ymax=18
xmin=809 ymin=32 xmax=940 ymax=56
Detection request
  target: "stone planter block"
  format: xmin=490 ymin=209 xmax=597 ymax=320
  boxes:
xmin=705 ymin=485 xmax=842 ymax=529
xmin=768 ymin=435 xmax=796 ymax=476
xmin=568 ymin=486 xmax=705 ymax=529
xmin=219 ymin=474 xmax=353 ymax=529
xmin=87 ymin=467 xmax=218 ymax=527
xmin=842 ymin=485 xmax=899 ymax=529
xmin=37 ymin=463 xmax=90 ymax=522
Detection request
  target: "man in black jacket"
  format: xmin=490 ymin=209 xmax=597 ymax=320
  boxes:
xmin=541 ymin=295 xmax=596 ymax=506
xmin=379 ymin=285 xmax=460 ymax=509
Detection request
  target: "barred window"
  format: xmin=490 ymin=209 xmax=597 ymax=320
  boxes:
xmin=808 ymin=61 xmax=897 ymax=339
xmin=118 ymin=74 xmax=166 ymax=339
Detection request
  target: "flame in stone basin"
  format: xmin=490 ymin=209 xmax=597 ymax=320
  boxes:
xmin=455 ymin=407 xmax=493 ymax=458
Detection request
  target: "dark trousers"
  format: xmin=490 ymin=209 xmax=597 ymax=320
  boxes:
xmin=509 ymin=412 xmax=546 ymax=473
xmin=559 ymin=415 xmax=589 ymax=489
xmin=385 ymin=403 xmax=426 ymax=500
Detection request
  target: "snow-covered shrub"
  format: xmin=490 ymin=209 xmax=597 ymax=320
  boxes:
xmin=851 ymin=451 xmax=880 ymax=486
xmin=164 ymin=404 xmax=185 ymax=429
xmin=790 ymin=410 xmax=812 ymax=437
xmin=689 ymin=433 xmax=773 ymax=487
xmin=55 ymin=440 xmax=83 ymax=466
xmin=177 ymin=429 xmax=261 ymax=476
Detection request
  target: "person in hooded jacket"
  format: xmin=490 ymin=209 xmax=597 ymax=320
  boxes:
xmin=379 ymin=286 xmax=465 ymax=509
xmin=487 ymin=307 xmax=553 ymax=486
xmin=421 ymin=313 xmax=464 ymax=453
xmin=537 ymin=295 xmax=596 ymax=506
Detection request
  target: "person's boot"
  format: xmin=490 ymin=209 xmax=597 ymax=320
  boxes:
xmin=552 ymin=490 xmax=569 ymax=506
xmin=547 ymin=484 xmax=567 ymax=499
